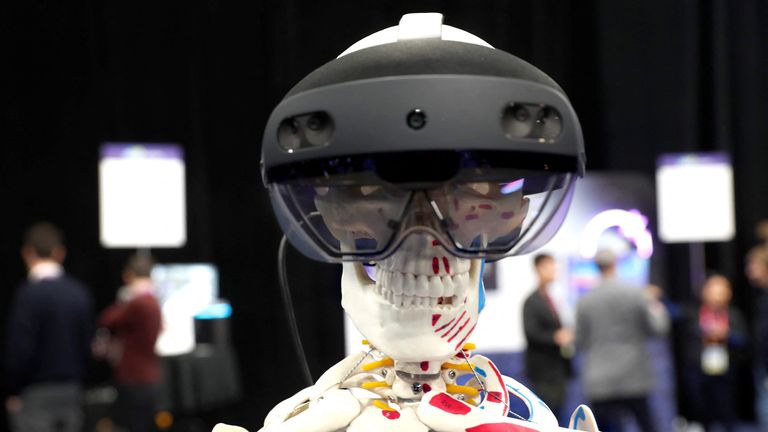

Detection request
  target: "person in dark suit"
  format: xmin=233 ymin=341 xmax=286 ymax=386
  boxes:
xmin=523 ymin=253 xmax=573 ymax=418
xmin=5 ymin=222 xmax=94 ymax=432
xmin=680 ymin=274 xmax=747 ymax=432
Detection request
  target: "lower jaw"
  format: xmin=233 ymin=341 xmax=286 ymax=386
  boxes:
xmin=374 ymin=292 xmax=459 ymax=309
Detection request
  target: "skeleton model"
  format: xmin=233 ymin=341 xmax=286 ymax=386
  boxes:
xmin=215 ymin=13 xmax=598 ymax=432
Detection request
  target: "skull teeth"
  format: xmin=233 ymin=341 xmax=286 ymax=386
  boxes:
xmin=373 ymin=268 xmax=468 ymax=309
xmin=376 ymin=287 xmax=458 ymax=309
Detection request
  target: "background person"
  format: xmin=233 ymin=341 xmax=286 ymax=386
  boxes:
xmin=5 ymin=222 xmax=94 ymax=432
xmin=747 ymin=245 xmax=768 ymax=431
xmin=679 ymin=274 xmax=746 ymax=432
xmin=522 ymin=253 xmax=573 ymax=419
xmin=576 ymin=249 xmax=669 ymax=432
xmin=98 ymin=254 xmax=162 ymax=432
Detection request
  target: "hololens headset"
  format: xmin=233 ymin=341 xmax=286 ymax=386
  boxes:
xmin=261 ymin=17 xmax=585 ymax=263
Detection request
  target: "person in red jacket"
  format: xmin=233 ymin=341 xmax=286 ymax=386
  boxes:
xmin=98 ymin=254 xmax=162 ymax=432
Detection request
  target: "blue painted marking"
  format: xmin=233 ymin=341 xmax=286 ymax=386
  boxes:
xmin=474 ymin=366 xmax=487 ymax=378
xmin=506 ymin=383 xmax=534 ymax=419
xmin=478 ymin=259 xmax=486 ymax=313
xmin=573 ymin=406 xmax=587 ymax=427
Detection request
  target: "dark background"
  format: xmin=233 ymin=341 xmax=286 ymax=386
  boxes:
xmin=2 ymin=0 xmax=767 ymax=429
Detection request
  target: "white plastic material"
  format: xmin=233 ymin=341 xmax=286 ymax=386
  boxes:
xmin=338 ymin=13 xmax=492 ymax=58
xmin=397 ymin=13 xmax=444 ymax=40
xmin=212 ymin=425 xmax=248 ymax=432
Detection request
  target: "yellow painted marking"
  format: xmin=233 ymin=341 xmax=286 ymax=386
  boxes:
xmin=462 ymin=342 xmax=477 ymax=351
xmin=446 ymin=384 xmax=480 ymax=397
xmin=441 ymin=362 xmax=474 ymax=371
xmin=361 ymin=358 xmax=394 ymax=372
xmin=371 ymin=399 xmax=395 ymax=411
xmin=361 ymin=380 xmax=390 ymax=390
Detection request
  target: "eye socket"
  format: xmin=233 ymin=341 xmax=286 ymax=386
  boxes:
xmin=467 ymin=182 xmax=491 ymax=195
xmin=360 ymin=186 xmax=382 ymax=196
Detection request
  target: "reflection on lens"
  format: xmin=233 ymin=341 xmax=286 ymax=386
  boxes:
xmin=272 ymin=170 xmax=576 ymax=260
xmin=284 ymin=183 xmax=411 ymax=257
xmin=501 ymin=179 xmax=525 ymax=195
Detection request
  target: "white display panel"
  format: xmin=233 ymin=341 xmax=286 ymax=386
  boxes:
xmin=656 ymin=153 xmax=735 ymax=243
xmin=99 ymin=143 xmax=187 ymax=248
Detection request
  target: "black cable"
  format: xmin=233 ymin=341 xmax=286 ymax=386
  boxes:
xmin=278 ymin=234 xmax=314 ymax=386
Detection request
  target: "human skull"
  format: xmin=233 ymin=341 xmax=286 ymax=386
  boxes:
xmin=341 ymin=233 xmax=483 ymax=361
xmin=315 ymin=182 xmax=529 ymax=361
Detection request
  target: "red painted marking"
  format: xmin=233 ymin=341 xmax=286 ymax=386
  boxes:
xmin=429 ymin=393 xmax=471 ymax=415
xmin=441 ymin=311 xmax=466 ymax=338
xmin=432 ymin=314 xmax=441 ymax=326
xmin=422 ymin=383 xmax=432 ymax=393
xmin=479 ymin=204 xmax=493 ymax=210
xmin=485 ymin=359 xmax=510 ymax=412
xmin=466 ymin=423 xmax=537 ymax=432
xmin=448 ymin=317 xmax=472 ymax=343
xmin=500 ymin=211 xmax=516 ymax=220
xmin=453 ymin=198 xmax=460 ymax=211
xmin=435 ymin=317 xmax=456 ymax=333
xmin=432 ymin=257 xmax=440 ymax=274
xmin=486 ymin=391 xmax=504 ymax=403
xmin=454 ymin=323 xmax=477 ymax=351
xmin=382 ymin=410 xmax=401 ymax=420
xmin=432 ymin=239 xmax=440 ymax=247
xmin=421 ymin=361 xmax=429 ymax=371
xmin=450 ymin=222 xmax=460 ymax=230
xmin=465 ymin=214 xmax=480 ymax=221
xmin=442 ymin=256 xmax=451 ymax=274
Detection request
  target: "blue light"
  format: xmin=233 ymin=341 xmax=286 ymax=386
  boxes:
xmin=194 ymin=303 xmax=232 ymax=320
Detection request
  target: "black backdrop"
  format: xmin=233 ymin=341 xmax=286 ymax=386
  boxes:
xmin=2 ymin=0 xmax=767 ymax=429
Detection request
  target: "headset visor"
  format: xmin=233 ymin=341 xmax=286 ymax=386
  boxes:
xmin=270 ymin=166 xmax=576 ymax=261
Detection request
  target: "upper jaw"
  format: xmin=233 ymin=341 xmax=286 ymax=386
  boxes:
xmin=352 ymin=259 xmax=477 ymax=310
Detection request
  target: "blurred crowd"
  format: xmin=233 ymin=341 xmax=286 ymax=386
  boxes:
xmin=7 ymin=218 xmax=768 ymax=432
xmin=5 ymin=222 xmax=163 ymax=432
xmin=522 ymin=221 xmax=768 ymax=431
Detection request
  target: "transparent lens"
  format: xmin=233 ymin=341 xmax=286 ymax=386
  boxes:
xmin=427 ymin=172 xmax=575 ymax=255
xmin=273 ymin=171 xmax=576 ymax=260
xmin=278 ymin=182 xmax=411 ymax=256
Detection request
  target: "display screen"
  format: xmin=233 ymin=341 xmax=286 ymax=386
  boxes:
xmin=151 ymin=263 xmax=218 ymax=356
xmin=656 ymin=152 xmax=735 ymax=243
xmin=99 ymin=143 xmax=187 ymax=248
